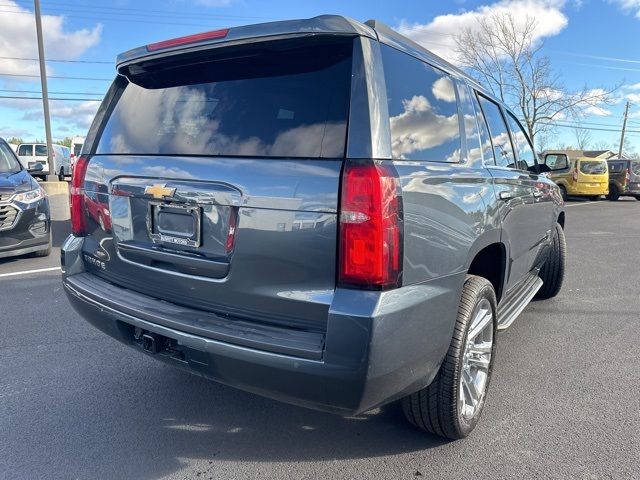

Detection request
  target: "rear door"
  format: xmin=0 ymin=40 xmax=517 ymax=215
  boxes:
xmin=475 ymin=94 xmax=545 ymax=291
xmin=16 ymin=144 xmax=33 ymax=169
xmin=577 ymin=159 xmax=608 ymax=192
xmin=79 ymin=36 xmax=354 ymax=333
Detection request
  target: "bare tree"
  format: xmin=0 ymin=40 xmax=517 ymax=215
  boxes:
xmin=455 ymin=13 xmax=616 ymax=145
xmin=573 ymin=127 xmax=592 ymax=150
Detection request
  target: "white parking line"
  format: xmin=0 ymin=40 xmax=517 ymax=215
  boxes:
xmin=565 ymin=201 xmax=604 ymax=208
xmin=0 ymin=266 xmax=61 ymax=278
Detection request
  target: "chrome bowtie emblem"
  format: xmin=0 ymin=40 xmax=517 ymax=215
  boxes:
xmin=144 ymin=183 xmax=176 ymax=199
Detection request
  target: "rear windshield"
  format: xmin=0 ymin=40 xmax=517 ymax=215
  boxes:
xmin=579 ymin=160 xmax=607 ymax=175
xmin=96 ymin=40 xmax=353 ymax=158
xmin=632 ymin=161 xmax=640 ymax=176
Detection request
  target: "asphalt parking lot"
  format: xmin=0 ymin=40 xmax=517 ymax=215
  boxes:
xmin=1 ymin=190 xmax=639 ymax=479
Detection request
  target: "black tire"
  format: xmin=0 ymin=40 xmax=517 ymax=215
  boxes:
xmin=58 ymin=167 xmax=65 ymax=182
xmin=607 ymin=185 xmax=619 ymax=201
xmin=559 ymin=185 xmax=568 ymax=202
xmin=535 ymin=223 xmax=566 ymax=299
xmin=402 ymin=275 xmax=497 ymax=439
xmin=589 ymin=195 xmax=600 ymax=201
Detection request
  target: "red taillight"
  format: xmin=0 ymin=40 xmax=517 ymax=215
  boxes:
xmin=146 ymin=28 xmax=229 ymax=52
xmin=339 ymin=160 xmax=403 ymax=290
xmin=70 ymin=155 xmax=90 ymax=236
xmin=226 ymin=208 xmax=237 ymax=254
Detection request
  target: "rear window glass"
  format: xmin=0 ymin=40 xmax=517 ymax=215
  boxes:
xmin=381 ymin=45 xmax=461 ymax=162
xmin=35 ymin=145 xmax=47 ymax=156
xmin=17 ymin=144 xmax=32 ymax=156
xmin=96 ymin=40 xmax=353 ymax=158
xmin=632 ymin=161 xmax=640 ymax=176
xmin=608 ymin=162 xmax=624 ymax=173
xmin=579 ymin=160 xmax=607 ymax=175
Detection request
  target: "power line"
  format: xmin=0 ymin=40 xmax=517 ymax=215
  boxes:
xmin=4 ymin=0 xmax=276 ymax=21
xmin=0 ymin=95 xmax=100 ymax=102
xmin=0 ymin=72 xmax=111 ymax=81
xmin=539 ymin=121 xmax=640 ymax=133
xmin=0 ymin=88 xmax=104 ymax=96
xmin=0 ymin=55 xmax=111 ymax=64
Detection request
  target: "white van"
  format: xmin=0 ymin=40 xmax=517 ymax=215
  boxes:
xmin=16 ymin=143 xmax=71 ymax=181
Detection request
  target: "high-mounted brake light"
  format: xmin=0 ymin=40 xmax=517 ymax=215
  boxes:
xmin=339 ymin=160 xmax=403 ymax=290
xmin=70 ymin=155 xmax=90 ymax=236
xmin=146 ymin=28 xmax=229 ymax=52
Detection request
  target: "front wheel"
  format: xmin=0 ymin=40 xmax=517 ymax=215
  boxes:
xmin=607 ymin=185 xmax=619 ymax=201
xmin=402 ymin=275 xmax=497 ymax=439
xmin=535 ymin=223 xmax=566 ymax=299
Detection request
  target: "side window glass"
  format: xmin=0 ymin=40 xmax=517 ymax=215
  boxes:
xmin=18 ymin=145 xmax=32 ymax=156
xmin=456 ymin=81 xmax=483 ymax=164
xmin=381 ymin=45 xmax=461 ymax=162
xmin=470 ymin=92 xmax=495 ymax=165
xmin=35 ymin=145 xmax=48 ymax=156
xmin=477 ymin=95 xmax=516 ymax=168
xmin=506 ymin=113 xmax=536 ymax=171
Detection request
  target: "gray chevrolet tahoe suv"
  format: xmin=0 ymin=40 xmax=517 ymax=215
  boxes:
xmin=61 ymin=16 xmax=566 ymax=439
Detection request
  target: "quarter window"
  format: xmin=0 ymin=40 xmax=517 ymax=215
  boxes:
xmin=477 ymin=95 xmax=516 ymax=168
xmin=381 ymin=45 xmax=461 ymax=162
xmin=506 ymin=113 xmax=536 ymax=171
xmin=35 ymin=145 xmax=47 ymax=156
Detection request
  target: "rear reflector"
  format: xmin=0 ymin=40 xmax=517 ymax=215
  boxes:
xmin=146 ymin=28 xmax=229 ymax=52
xmin=70 ymin=155 xmax=90 ymax=236
xmin=339 ymin=160 xmax=403 ymax=290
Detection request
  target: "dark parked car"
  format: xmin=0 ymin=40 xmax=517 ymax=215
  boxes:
xmin=606 ymin=159 xmax=640 ymax=201
xmin=61 ymin=16 xmax=566 ymax=439
xmin=0 ymin=138 xmax=51 ymax=259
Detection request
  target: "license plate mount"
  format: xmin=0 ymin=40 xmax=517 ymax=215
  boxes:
xmin=149 ymin=203 xmax=202 ymax=248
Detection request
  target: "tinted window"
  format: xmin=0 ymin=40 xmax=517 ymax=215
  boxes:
xmin=579 ymin=160 xmax=607 ymax=175
xmin=470 ymin=92 xmax=494 ymax=165
xmin=506 ymin=113 xmax=536 ymax=170
xmin=545 ymin=154 xmax=569 ymax=170
xmin=456 ymin=82 xmax=483 ymax=164
xmin=0 ymin=142 xmax=21 ymax=173
xmin=608 ymin=162 xmax=624 ymax=173
xmin=97 ymin=41 xmax=353 ymax=158
xmin=18 ymin=144 xmax=32 ymax=156
xmin=477 ymin=95 xmax=516 ymax=168
xmin=35 ymin=145 xmax=47 ymax=156
xmin=632 ymin=161 xmax=640 ymax=176
xmin=381 ymin=45 xmax=461 ymax=162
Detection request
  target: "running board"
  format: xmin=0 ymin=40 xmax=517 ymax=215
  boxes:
xmin=497 ymin=274 xmax=543 ymax=330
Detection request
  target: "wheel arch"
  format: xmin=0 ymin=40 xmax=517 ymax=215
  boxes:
xmin=465 ymin=237 xmax=507 ymax=303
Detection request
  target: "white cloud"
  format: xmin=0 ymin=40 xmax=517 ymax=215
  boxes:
xmin=627 ymin=93 xmax=640 ymax=103
xmin=21 ymin=100 xmax=100 ymax=133
xmin=625 ymin=82 xmax=640 ymax=90
xmin=608 ymin=0 xmax=640 ymax=17
xmin=432 ymin=76 xmax=457 ymax=102
xmin=396 ymin=0 xmax=568 ymax=63
xmin=583 ymin=105 xmax=613 ymax=117
xmin=0 ymin=0 xmax=102 ymax=77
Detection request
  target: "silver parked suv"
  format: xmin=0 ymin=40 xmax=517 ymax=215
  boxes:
xmin=62 ymin=16 xmax=566 ymax=439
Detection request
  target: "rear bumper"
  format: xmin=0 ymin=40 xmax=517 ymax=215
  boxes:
xmin=566 ymin=183 xmax=608 ymax=196
xmin=61 ymin=235 xmax=462 ymax=415
xmin=0 ymin=199 xmax=50 ymax=258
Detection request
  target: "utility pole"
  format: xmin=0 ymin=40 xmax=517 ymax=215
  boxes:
xmin=618 ymin=101 xmax=630 ymax=159
xmin=33 ymin=0 xmax=56 ymax=181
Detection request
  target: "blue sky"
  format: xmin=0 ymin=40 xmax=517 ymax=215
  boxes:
xmin=1 ymin=0 xmax=639 ymax=153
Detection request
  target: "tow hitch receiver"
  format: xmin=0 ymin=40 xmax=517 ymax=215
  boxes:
xmin=142 ymin=332 xmax=161 ymax=354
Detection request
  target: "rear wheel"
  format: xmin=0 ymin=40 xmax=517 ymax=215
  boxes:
xmin=58 ymin=167 xmax=65 ymax=182
xmin=402 ymin=275 xmax=497 ymax=439
xmin=607 ymin=185 xmax=619 ymax=201
xmin=559 ymin=185 xmax=568 ymax=202
xmin=535 ymin=223 xmax=566 ymax=299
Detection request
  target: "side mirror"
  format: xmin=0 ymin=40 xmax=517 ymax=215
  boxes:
xmin=28 ymin=162 xmax=44 ymax=173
